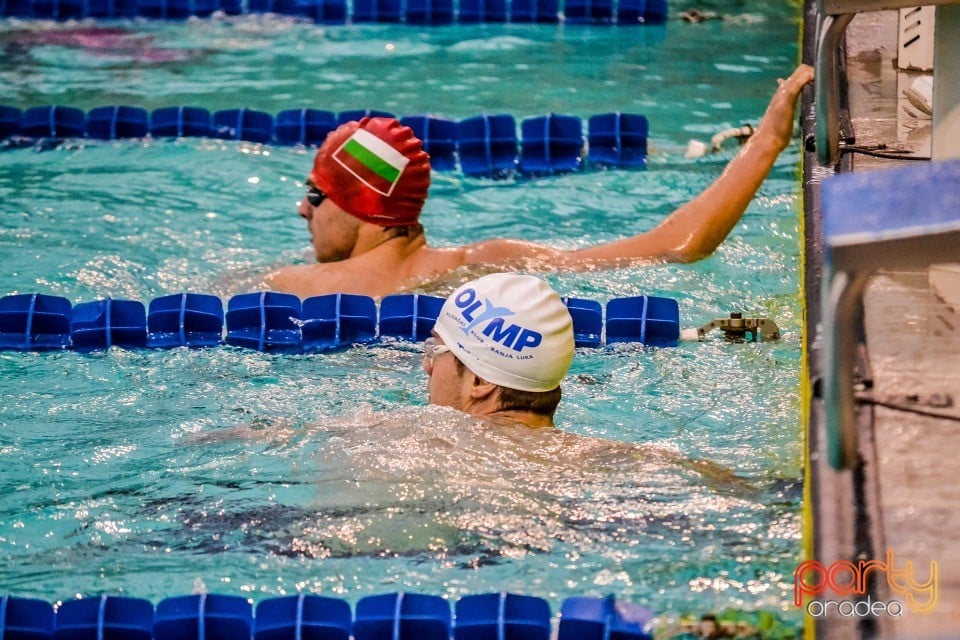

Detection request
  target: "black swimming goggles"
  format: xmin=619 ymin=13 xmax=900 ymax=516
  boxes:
xmin=306 ymin=186 xmax=328 ymax=207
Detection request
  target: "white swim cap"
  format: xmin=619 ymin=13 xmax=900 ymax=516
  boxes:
xmin=433 ymin=273 xmax=574 ymax=393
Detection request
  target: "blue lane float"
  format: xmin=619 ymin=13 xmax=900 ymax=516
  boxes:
xmin=301 ymin=293 xmax=378 ymax=351
xmin=0 ymin=106 xmax=649 ymax=172
xmin=564 ymin=0 xmax=611 ymax=23
xmin=84 ymin=0 xmax=139 ymax=17
xmin=0 ymin=293 xmax=72 ymax=350
xmin=456 ymin=114 xmax=520 ymax=177
xmin=587 ymin=112 xmax=649 ymax=168
xmin=254 ymin=593 xmax=352 ymax=640
xmin=0 ymin=593 xmax=656 ymax=640
xmin=379 ymin=293 xmax=445 ymax=342
xmin=0 ymin=290 xmax=681 ymax=353
xmin=20 ymin=105 xmax=85 ymax=139
xmin=352 ymin=0 xmax=403 ymax=22
xmin=561 ymin=296 xmax=603 ymax=348
xmin=225 ymin=291 xmax=302 ymax=352
xmin=154 ymin=594 xmax=253 ymax=639
xmin=69 ymin=298 xmax=148 ymax=350
xmin=136 ymin=0 xmax=216 ymax=19
xmin=400 ymin=115 xmax=458 ymax=172
xmin=557 ymin=595 xmax=654 ymax=640
xmin=149 ymin=106 xmax=212 ymax=138
xmin=617 ymin=0 xmax=666 ymax=24
xmin=56 ymin=595 xmax=154 ymax=640
xmin=0 ymin=595 xmax=55 ymax=639
xmin=0 ymin=106 xmax=21 ymax=138
xmin=147 ymin=292 xmax=224 ymax=348
xmin=509 ymin=0 xmax=558 ymax=22
xmin=458 ymin=0 xmax=506 ymax=22
xmin=605 ymin=295 xmax=680 ymax=348
xmin=274 ymin=108 xmax=336 ymax=146
xmin=0 ymin=0 xmax=667 ymax=22
xmin=518 ymin=113 xmax=584 ymax=175
xmin=86 ymin=105 xmax=150 ymax=139
xmin=247 ymin=0 xmax=346 ymax=21
xmin=405 ymin=0 xmax=455 ymax=25
xmin=354 ymin=592 xmax=451 ymax=640
xmin=213 ymin=108 xmax=275 ymax=144
xmin=454 ymin=592 xmax=552 ymax=640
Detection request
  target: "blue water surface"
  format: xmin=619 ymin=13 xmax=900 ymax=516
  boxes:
xmin=0 ymin=4 xmax=805 ymax=628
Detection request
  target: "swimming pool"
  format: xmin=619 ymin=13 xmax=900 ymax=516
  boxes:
xmin=0 ymin=4 xmax=804 ymax=630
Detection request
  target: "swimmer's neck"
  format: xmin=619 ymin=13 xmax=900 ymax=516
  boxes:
xmin=351 ymin=224 xmax=428 ymax=259
xmin=482 ymin=410 xmax=555 ymax=430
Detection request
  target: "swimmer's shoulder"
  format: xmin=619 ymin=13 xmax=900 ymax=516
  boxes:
xmin=263 ymin=263 xmax=311 ymax=294
xmin=263 ymin=262 xmax=359 ymax=298
xmin=400 ymin=245 xmax=471 ymax=288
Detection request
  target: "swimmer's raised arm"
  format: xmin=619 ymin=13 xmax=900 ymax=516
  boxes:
xmin=462 ymin=65 xmax=815 ymax=270
xmin=265 ymin=68 xmax=813 ymax=299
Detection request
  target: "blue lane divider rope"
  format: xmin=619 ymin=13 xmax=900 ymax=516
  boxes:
xmin=0 ymin=291 xmax=681 ymax=353
xmin=0 ymin=593 xmax=655 ymax=640
xmin=0 ymin=0 xmax=667 ymax=23
xmin=0 ymin=107 xmax=650 ymax=173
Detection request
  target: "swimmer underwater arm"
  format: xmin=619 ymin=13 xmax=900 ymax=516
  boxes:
xmin=464 ymin=65 xmax=814 ymax=270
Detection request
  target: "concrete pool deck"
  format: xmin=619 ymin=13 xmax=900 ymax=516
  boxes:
xmin=801 ymin=4 xmax=960 ymax=638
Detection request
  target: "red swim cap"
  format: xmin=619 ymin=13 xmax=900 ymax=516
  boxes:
xmin=310 ymin=117 xmax=431 ymax=227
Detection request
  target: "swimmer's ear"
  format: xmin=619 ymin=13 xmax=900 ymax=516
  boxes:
xmin=468 ymin=375 xmax=498 ymax=401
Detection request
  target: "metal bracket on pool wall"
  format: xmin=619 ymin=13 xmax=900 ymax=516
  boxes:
xmin=694 ymin=313 xmax=781 ymax=343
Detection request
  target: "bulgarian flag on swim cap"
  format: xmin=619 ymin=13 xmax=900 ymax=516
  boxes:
xmin=333 ymin=128 xmax=411 ymax=197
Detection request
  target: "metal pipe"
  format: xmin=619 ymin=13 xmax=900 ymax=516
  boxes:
xmin=815 ymin=12 xmax=855 ymax=166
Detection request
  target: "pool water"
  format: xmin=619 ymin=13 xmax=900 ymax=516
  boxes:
xmin=0 ymin=4 xmax=805 ymax=629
